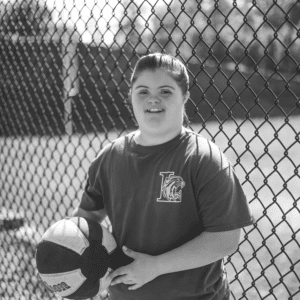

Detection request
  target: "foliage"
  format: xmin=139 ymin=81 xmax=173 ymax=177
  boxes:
xmin=0 ymin=0 xmax=52 ymax=36
xmin=113 ymin=0 xmax=300 ymax=73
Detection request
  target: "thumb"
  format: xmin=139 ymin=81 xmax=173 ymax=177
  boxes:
xmin=122 ymin=246 xmax=137 ymax=258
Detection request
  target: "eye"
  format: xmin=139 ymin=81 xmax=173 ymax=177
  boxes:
xmin=161 ymin=89 xmax=172 ymax=95
xmin=139 ymin=90 xmax=149 ymax=95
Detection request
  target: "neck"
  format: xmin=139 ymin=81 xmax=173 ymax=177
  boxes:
xmin=134 ymin=127 xmax=184 ymax=146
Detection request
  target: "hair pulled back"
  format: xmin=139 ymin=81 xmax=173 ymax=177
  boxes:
xmin=130 ymin=53 xmax=189 ymax=95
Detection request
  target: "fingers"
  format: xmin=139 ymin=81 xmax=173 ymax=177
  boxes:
xmin=123 ymin=246 xmax=138 ymax=259
xmin=107 ymin=266 xmax=132 ymax=286
xmin=128 ymin=283 xmax=142 ymax=290
xmin=107 ymin=267 xmax=126 ymax=282
xmin=110 ymin=275 xmax=125 ymax=286
xmin=110 ymin=275 xmax=134 ymax=286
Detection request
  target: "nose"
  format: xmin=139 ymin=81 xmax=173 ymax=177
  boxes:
xmin=148 ymin=95 xmax=160 ymax=104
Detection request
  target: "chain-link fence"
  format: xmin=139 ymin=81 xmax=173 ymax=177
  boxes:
xmin=0 ymin=0 xmax=299 ymax=299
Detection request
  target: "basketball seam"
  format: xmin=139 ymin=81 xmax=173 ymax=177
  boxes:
xmin=38 ymin=240 xmax=80 ymax=254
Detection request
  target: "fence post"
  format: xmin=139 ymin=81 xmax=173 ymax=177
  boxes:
xmin=62 ymin=32 xmax=79 ymax=135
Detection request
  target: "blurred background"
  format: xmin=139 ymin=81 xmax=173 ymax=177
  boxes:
xmin=0 ymin=0 xmax=299 ymax=299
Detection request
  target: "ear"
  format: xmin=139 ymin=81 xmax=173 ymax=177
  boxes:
xmin=127 ymin=89 xmax=133 ymax=106
xmin=183 ymin=91 xmax=190 ymax=104
xmin=128 ymin=89 xmax=132 ymax=99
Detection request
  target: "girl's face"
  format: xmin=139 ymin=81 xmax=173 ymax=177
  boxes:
xmin=131 ymin=69 xmax=189 ymax=140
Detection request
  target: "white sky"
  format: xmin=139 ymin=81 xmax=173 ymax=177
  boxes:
xmin=45 ymin=0 xmax=173 ymax=43
xmin=45 ymin=0 xmax=233 ymax=44
xmin=2 ymin=0 xmax=247 ymax=44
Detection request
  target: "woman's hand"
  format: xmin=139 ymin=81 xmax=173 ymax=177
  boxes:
xmin=107 ymin=246 xmax=160 ymax=290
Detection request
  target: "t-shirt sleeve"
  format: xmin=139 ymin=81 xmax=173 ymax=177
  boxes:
xmin=78 ymin=159 xmax=105 ymax=211
xmin=197 ymin=165 xmax=254 ymax=232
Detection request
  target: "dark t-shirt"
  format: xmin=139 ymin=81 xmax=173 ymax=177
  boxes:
xmin=79 ymin=129 xmax=254 ymax=300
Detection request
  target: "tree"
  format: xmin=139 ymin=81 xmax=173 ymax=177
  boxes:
xmin=0 ymin=0 xmax=52 ymax=36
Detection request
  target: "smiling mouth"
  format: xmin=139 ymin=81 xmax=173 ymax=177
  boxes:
xmin=146 ymin=109 xmax=165 ymax=113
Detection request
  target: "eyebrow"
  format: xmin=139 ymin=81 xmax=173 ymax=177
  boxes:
xmin=135 ymin=85 xmax=175 ymax=90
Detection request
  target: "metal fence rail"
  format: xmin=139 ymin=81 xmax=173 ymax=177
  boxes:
xmin=0 ymin=0 xmax=299 ymax=299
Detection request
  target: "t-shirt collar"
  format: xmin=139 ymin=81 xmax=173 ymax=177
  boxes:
xmin=128 ymin=128 xmax=187 ymax=154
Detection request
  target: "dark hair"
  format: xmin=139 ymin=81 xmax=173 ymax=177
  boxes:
xmin=129 ymin=53 xmax=190 ymax=126
xmin=130 ymin=53 xmax=189 ymax=94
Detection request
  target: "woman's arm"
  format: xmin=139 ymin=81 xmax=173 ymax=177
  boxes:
xmin=155 ymin=228 xmax=241 ymax=276
xmin=71 ymin=206 xmax=107 ymax=224
xmin=108 ymin=228 xmax=241 ymax=290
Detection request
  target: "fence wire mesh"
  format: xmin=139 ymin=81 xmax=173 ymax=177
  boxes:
xmin=0 ymin=0 xmax=299 ymax=299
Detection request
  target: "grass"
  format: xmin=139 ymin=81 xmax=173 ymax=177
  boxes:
xmin=0 ymin=116 xmax=299 ymax=299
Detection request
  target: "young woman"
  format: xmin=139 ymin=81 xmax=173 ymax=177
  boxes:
xmin=72 ymin=53 xmax=254 ymax=300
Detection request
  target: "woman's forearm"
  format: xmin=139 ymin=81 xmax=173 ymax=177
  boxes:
xmin=155 ymin=229 xmax=241 ymax=276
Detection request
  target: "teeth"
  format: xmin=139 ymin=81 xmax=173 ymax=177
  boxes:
xmin=147 ymin=109 xmax=163 ymax=112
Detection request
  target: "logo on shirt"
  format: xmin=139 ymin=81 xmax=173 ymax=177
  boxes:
xmin=157 ymin=172 xmax=185 ymax=202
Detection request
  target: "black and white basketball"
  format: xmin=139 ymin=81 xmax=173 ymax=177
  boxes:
xmin=35 ymin=217 xmax=131 ymax=299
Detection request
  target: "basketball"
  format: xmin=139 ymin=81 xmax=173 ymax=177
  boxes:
xmin=35 ymin=217 xmax=131 ymax=299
